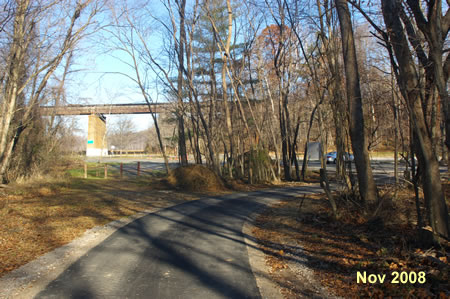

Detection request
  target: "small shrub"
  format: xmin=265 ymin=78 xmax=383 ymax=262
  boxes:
xmin=247 ymin=148 xmax=273 ymax=183
xmin=167 ymin=164 xmax=225 ymax=192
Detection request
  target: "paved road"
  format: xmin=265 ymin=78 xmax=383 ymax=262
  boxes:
xmin=87 ymin=158 xmax=447 ymax=182
xmin=85 ymin=158 xmax=410 ymax=178
xmin=36 ymin=186 xmax=323 ymax=299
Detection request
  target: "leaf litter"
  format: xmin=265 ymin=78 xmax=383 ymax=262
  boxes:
xmin=252 ymin=184 xmax=450 ymax=298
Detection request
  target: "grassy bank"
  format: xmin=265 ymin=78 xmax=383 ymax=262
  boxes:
xmin=0 ymin=165 xmax=199 ymax=277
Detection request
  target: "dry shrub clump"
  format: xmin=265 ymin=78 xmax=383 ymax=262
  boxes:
xmin=167 ymin=165 xmax=225 ymax=192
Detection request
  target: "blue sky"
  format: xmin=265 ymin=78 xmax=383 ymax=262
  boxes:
xmin=69 ymin=54 xmax=156 ymax=135
xmin=72 ymin=51 xmax=155 ymax=134
xmin=67 ymin=0 xmax=170 ymax=136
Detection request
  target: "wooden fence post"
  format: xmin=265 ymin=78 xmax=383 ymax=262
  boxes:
xmin=84 ymin=163 xmax=87 ymax=179
xmin=137 ymin=162 xmax=140 ymax=176
xmin=104 ymin=164 xmax=108 ymax=179
xmin=120 ymin=163 xmax=123 ymax=178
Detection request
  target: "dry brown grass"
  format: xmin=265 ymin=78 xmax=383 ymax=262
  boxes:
xmin=0 ymin=177 xmax=199 ymax=277
xmin=0 ymin=162 xmax=301 ymax=278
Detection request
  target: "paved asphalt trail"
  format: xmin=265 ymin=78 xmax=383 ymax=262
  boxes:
xmin=35 ymin=186 xmax=323 ymax=299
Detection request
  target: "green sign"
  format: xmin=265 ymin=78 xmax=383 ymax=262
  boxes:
xmin=87 ymin=140 xmax=94 ymax=144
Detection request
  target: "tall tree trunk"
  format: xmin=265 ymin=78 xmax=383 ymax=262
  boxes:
xmin=406 ymin=0 xmax=450 ymax=172
xmin=317 ymin=0 xmax=351 ymax=187
xmin=291 ymin=114 xmax=301 ymax=181
xmin=382 ymin=0 xmax=449 ymax=241
xmin=221 ymin=0 xmax=234 ymax=178
xmin=0 ymin=0 xmax=29 ymax=182
xmin=280 ymin=90 xmax=291 ymax=181
xmin=176 ymin=0 xmax=188 ymax=166
xmin=335 ymin=0 xmax=378 ymax=205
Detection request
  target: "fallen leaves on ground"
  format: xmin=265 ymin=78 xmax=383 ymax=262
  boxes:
xmin=0 ymin=178 xmax=199 ymax=277
xmin=252 ymin=184 xmax=450 ymax=298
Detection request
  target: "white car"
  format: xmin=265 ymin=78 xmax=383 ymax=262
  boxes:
xmin=326 ymin=152 xmax=354 ymax=164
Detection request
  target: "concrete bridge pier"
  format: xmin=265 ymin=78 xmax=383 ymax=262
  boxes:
xmin=87 ymin=114 xmax=108 ymax=157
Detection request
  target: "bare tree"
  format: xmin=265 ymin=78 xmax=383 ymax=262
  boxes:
xmin=183 ymin=0 xmax=221 ymax=172
xmin=0 ymin=0 xmax=102 ymax=182
xmin=261 ymin=2 xmax=298 ymax=181
xmin=316 ymin=0 xmax=351 ymax=188
xmin=335 ymin=0 xmax=378 ymax=205
xmin=108 ymin=116 xmax=135 ymax=154
xmin=107 ymin=2 xmax=171 ymax=173
xmin=381 ymin=0 xmax=449 ymax=241
xmin=405 ymin=0 xmax=450 ymax=168
xmin=175 ymin=0 xmax=189 ymax=166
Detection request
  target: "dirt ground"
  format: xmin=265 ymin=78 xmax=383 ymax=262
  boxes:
xmin=252 ymin=183 xmax=450 ymax=298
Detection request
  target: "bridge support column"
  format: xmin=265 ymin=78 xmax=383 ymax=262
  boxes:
xmin=86 ymin=114 xmax=108 ymax=157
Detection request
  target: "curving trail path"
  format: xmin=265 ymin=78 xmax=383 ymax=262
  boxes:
xmin=36 ymin=186 xmax=324 ymax=299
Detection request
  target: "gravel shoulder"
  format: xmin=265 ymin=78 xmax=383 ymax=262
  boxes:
xmin=244 ymin=194 xmax=340 ymax=299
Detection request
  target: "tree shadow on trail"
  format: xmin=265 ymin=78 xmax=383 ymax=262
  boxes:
xmin=35 ymin=186 xmax=337 ymax=299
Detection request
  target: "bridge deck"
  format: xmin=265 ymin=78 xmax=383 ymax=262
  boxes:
xmin=40 ymin=103 xmax=170 ymax=115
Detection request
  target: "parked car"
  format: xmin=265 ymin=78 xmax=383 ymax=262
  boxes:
xmin=326 ymin=151 xmax=354 ymax=164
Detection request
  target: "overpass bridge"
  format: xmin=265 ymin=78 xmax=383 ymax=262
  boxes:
xmin=40 ymin=103 xmax=171 ymax=157
xmin=40 ymin=103 xmax=170 ymax=115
